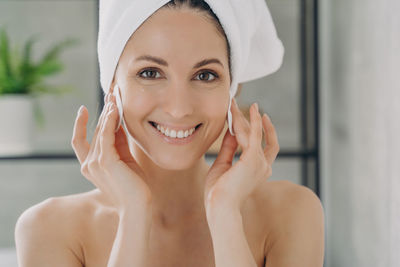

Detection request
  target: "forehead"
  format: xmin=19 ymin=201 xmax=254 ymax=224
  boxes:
xmin=119 ymin=8 xmax=229 ymax=67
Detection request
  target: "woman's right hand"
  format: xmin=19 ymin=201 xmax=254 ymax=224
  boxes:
xmin=71 ymin=90 xmax=152 ymax=214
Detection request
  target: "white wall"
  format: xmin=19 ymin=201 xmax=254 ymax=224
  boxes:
xmin=320 ymin=0 xmax=400 ymax=266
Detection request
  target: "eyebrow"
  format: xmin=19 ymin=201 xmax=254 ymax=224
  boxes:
xmin=134 ymin=55 xmax=224 ymax=69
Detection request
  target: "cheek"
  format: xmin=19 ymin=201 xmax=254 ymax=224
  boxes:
xmin=123 ymin=90 xmax=154 ymax=114
xmin=207 ymin=100 xmax=228 ymax=122
xmin=122 ymin=91 xmax=156 ymax=135
xmin=202 ymin=94 xmax=230 ymax=144
xmin=203 ymin=93 xmax=230 ymax=121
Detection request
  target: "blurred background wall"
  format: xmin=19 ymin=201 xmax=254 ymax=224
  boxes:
xmin=320 ymin=0 xmax=400 ymax=266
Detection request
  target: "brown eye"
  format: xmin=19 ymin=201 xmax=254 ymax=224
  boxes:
xmin=195 ymin=71 xmax=218 ymax=82
xmin=138 ymin=69 xmax=161 ymax=79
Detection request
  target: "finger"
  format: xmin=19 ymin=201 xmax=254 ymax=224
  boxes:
xmin=86 ymin=103 xmax=113 ymax=177
xmin=262 ymin=114 xmax=280 ymax=163
xmin=106 ymin=92 xmax=131 ymax=160
xmin=100 ymin=95 xmax=143 ymax=176
xmin=114 ymin=124 xmax=146 ymax=178
xmin=103 ymin=90 xmax=111 ymax=104
xmin=109 ymin=93 xmax=140 ymax=166
xmin=231 ymin=98 xmax=250 ymax=148
xmin=71 ymin=105 xmax=90 ymax=164
xmin=93 ymin=101 xmax=112 ymax=161
xmin=93 ymin=94 xmax=111 ymax=142
xmin=115 ymin=125 xmax=136 ymax=163
xmin=93 ymin=92 xmax=112 ymax=138
xmin=211 ymin=129 xmax=238 ymax=168
xmin=99 ymin=101 xmax=120 ymax=167
xmin=249 ymin=103 xmax=263 ymax=150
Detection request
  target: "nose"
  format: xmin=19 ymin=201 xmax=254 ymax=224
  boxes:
xmin=163 ymin=83 xmax=194 ymax=119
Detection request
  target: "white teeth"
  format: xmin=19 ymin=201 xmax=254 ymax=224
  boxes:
xmin=177 ymin=130 xmax=184 ymax=138
xmin=153 ymin=122 xmax=198 ymax=139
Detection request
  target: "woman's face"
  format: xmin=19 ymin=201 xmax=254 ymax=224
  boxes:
xmin=113 ymin=7 xmax=231 ymax=170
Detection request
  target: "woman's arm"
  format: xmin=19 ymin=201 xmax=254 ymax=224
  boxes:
xmin=107 ymin=201 xmax=153 ymax=267
xmin=206 ymin=200 xmax=258 ymax=267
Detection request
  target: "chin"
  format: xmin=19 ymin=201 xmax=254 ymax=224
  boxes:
xmin=150 ymin=151 xmax=204 ymax=171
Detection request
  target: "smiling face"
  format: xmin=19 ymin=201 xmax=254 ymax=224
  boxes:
xmin=111 ymin=7 xmax=231 ymax=170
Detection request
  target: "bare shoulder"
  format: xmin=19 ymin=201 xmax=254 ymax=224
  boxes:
xmin=254 ymin=180 xmax=324 ymax=215
xmin=16 ymin=189 xmax=101 ymax=233
xmin=253 ymin=180 xmax=325 ymax=266
xmin=15 ymin=189 xmax=105 ymax=267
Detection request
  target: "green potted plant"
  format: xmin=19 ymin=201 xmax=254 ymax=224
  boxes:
xmin=0 ymin=27 xmax=78 ymax=155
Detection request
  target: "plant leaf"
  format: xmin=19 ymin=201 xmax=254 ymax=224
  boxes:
xmin=32 ymin=98 xmax=45 ymax=130
xmin=20 ymin=33 xmax=40 ymax=78
xmin=39 ymin=38 xmax=79 ymax=64
xmin=0 ymin=28 xmax=79 ymax=96
xmin=34 ymin=60 xmax=64 ymax=77
xmin=30 ymin=83 xmax=75 ymax=95
xmin=0 ymin=27 xmax=12 ymax=79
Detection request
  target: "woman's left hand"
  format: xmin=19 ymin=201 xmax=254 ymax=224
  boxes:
xmin=204 ymin=98 xmax=280 ymax=214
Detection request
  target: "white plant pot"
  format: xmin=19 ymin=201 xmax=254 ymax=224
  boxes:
xmin=0 ymin=94 xmax=35 ymax=156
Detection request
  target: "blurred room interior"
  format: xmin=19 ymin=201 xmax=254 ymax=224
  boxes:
xmin=0 ymin=0 xmax=399 ymax=266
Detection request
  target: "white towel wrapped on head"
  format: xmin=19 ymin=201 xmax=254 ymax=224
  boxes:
xmin=98 ymin=0 xmax=284 ymax=136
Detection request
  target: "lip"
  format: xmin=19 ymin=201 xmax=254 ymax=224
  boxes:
xmin=148 ymin=121 xmax=202 ymax=145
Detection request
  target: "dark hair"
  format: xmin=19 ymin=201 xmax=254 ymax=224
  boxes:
xmin=163 ymin=0 xmax=232 ymax=80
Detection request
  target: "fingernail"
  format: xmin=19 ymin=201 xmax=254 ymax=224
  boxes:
xmin=78 ymin=105 xmax=84 ymax=115
xmin=254 ymin=102 xmax=259 ymax=112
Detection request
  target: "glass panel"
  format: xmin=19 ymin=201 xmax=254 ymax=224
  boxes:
xmin=0 ymin=160 xmax=93 ymax=247
xmin=269 ymin=158 xmax=302 ymax=185
xmin=0 ymin=0 xmax=98 ymax=154
xmin=237 ymin=0 xmax=302 ymax=151
xmin=306 ymin=157 xmax=318 ymax=193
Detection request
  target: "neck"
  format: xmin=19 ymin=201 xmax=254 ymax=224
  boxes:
xmin=129 ymin=139 xmax=210 ymax=230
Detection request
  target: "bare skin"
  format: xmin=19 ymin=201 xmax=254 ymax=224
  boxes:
xmin=15 ymin=179 xmax=323 ymax=267
xmin=15 ymin=7 xmax=324 ymax=267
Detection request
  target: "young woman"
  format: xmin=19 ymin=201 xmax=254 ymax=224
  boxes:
xmin=15 ymin=1 xmax=325 ymax=266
